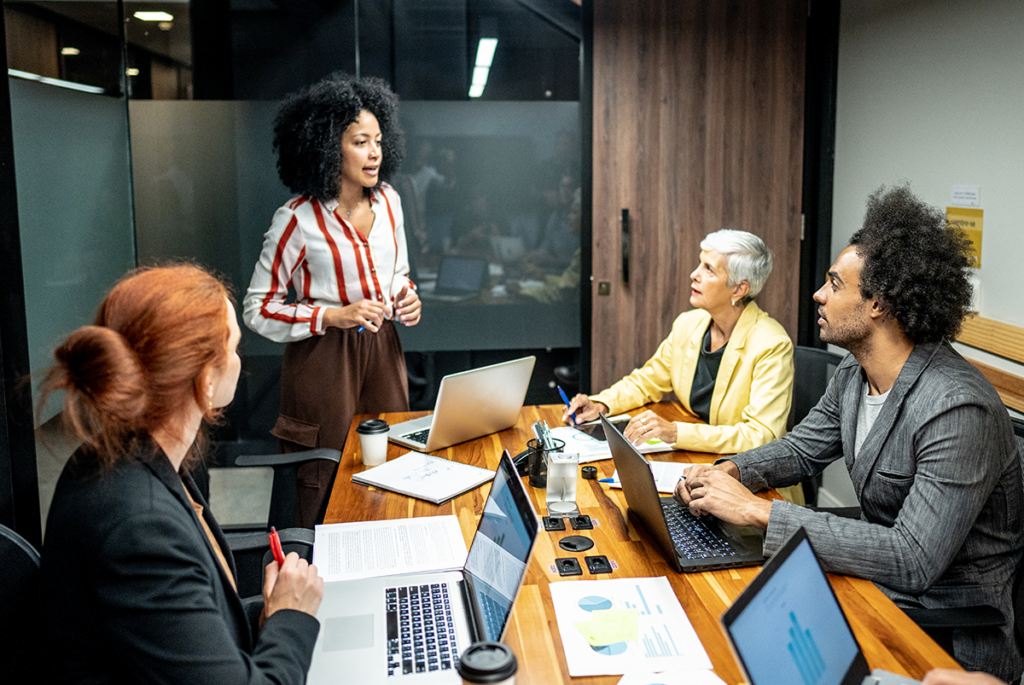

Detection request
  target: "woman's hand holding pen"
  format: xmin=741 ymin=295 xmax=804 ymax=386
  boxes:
xmin=562 ymin=394 xmax=608 ymax=425
xmin=263 ymin=553 xmax=324 ymax=619
xmin=324 ymin=300 xmax=386 ymax=331
xmin=623 ymin=410 xmax=677 ymax=446
xmin=395 ymin=285 xmax=421 ymax=326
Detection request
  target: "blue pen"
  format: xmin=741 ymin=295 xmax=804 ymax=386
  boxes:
xmin=557 ymin=385 xmax=577 ymax=425
xmin=357 ymin=326 xmax=365 ymax=332
xmin=598 ymin=477 xmax=617 ymax=484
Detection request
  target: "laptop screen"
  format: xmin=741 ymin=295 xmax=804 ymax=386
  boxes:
xmin=723 ymin=531 xmax=861 ymax=685
xmin=437 ymin=256 xmax=488 ymax=293
xmin=464 ymin=453 xmax=539 ymax=641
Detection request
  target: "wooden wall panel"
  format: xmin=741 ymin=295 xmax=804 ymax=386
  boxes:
xmin=591 ymin=0 xmax=806 ymax=390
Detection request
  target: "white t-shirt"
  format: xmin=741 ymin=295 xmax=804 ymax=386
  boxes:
xmin=855 ymin=381 xmax=891 ymax=459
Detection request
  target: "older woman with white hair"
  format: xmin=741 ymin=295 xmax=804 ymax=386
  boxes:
xmin=565 ymin=229 xmax=794 ymax=456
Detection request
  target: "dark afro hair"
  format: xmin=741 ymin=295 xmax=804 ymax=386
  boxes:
xmin=273 ymin=72 xmax=406 ymax=202
xmin=849 ymin=184 xmax=974 ymax=344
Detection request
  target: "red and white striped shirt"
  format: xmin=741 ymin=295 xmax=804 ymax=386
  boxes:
xmin=243 ymin=183 xmax=414 ymax=343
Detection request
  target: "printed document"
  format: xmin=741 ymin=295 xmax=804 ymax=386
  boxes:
xmin=550 ymin=576 xmax=711 ymax=676
xmin=313 ymin=515 xmax=467 ymax=582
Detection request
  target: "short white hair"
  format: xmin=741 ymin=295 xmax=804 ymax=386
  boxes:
xmin=699 ymin=229 xmax=773 ymax=302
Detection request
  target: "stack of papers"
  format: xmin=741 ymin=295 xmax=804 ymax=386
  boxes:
xmin=313 ymin=515 xmax=467 ymax=582
xmin=605 ymin=460 xmax=693 ymax=494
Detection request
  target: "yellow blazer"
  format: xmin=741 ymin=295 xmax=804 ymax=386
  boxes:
xmin=591 ymin=301 xmax=794 ymax=454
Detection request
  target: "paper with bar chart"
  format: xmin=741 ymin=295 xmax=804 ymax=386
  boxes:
xmin=550 ymin=577 xmax=711 ymax=676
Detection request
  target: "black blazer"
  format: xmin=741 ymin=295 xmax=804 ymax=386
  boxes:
xmin=38 ymin=435 xmax=320 ymax=684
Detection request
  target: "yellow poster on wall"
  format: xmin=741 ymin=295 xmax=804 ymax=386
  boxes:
xmin=947 ymin=207 xmax=983 ymax=267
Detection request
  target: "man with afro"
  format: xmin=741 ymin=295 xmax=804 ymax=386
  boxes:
xmin=675 ymin=184 xmax=1022 ymax=681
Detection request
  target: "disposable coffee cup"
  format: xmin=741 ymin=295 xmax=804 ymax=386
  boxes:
xmin=356 ymin=419 xmax=389 ymax=467
xmin=456 ymin=641 xmax=517 ymax=685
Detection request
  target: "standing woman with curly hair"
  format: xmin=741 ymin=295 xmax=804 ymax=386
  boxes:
xmin=37 ymin=265 xmax=323 ymax=683
xmin=244 ymin=74 xmax=420 ymax=527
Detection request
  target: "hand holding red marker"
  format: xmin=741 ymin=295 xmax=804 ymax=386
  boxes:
xmin=269 ymin=526 xmax=286 ymax=568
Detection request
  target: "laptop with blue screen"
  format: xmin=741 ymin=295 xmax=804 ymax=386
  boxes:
xmin=306 ymin=451 xmax=539 ymax=685
xmin=721 ymin=528 xmax=920 ymax=685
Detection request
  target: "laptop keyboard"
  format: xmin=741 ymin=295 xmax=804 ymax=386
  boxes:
xmin=478 ymin=591 xmax=505 ymax=640
xmin=385 ymin=583 xmax=459 ymax=677
xmin=402 ymin=428 xmax=430 ymax=446
xmin=661 ymin=500 xmax=736 ymax=559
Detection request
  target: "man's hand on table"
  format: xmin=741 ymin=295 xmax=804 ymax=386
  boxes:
xmin=923 ymin=670 xmax=1006 ymax=685
xmin=673 ymin=461 xmax=771 ymax=530
xmin=623 ymin=410 xmax=677 ymax=446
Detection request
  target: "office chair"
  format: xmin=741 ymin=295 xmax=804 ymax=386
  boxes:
xmin=0 ymin=523 xmax=41 ymax=681
xmin=790 ymin=346 xmax=845 ymax=505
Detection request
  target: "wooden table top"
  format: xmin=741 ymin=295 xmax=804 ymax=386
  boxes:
xmin=323 ymin=402 xmax=959 ymax=684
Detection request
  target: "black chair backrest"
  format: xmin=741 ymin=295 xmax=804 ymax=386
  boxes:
xmin=789 ymin=346 xmax=845 ymax=430
xmin=0 ymin=523 xmax=41 ymax=681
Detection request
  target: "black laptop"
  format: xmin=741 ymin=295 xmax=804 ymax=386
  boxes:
xmin=721 ymin=528 xmax=919 ymax=685
xmin=429 ymin=255 xmax=489 ymax=299
xmin=601 ymin=413 xmax=764 ymax=573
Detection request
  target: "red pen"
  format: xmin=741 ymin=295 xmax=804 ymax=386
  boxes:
xmin=269 ymin=526 xmax=286 ymax=568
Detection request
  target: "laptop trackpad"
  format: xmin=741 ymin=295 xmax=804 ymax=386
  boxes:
xmin=323 ymin=614 xmax=375 ymax=651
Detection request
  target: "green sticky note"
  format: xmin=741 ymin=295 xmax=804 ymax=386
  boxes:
xmin=574 ymin=609 xmax=639 ymax=646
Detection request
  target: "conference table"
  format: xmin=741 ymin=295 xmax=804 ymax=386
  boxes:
xmin=322 ymin=402 xmax=959 ymax=684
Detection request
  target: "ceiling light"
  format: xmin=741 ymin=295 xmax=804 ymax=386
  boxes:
xmin=475 ymin=38 xmax=498 ymax=68
xmin=133 ymin=11 xmax=174 ymax=21
xmin=61 ymin=47 xmax=80 ymax=56
xmin=126 ymin=68 xmax=140 ymax=76
xmin=468 ymin=83 xmax=485 ymax=98
xmin=472 ymin=66 xmax=489 ymax=86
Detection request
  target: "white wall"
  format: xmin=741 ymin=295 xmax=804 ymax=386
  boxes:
xmin=819 ymin=0 xmax=1024 ymax=507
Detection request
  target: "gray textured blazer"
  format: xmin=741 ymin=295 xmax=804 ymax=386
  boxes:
xmin=729 ymin=340 xmax=1023 ymax=681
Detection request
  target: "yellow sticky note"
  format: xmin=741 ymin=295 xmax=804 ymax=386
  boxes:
xmin=574 ymin=609 xmax=639 ymax=646
xmin=947 ymin=207 xmax=983 ymax=268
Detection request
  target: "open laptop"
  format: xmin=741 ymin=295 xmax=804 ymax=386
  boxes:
xmin=306 ymin=451 xmax=539 ymax=685
xmin=721 ymin=528 xmax=920 ymax=685
xmin=601 ymin=413 xmax=764 ymax=572
xmin=422 ymin=255 xmax=489 ymax=301
xmin=390 ymin=356 xmax=535 ymax=452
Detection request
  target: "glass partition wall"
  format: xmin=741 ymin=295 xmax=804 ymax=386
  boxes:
xmin=6 ymin=0 xmax=582 ymax=491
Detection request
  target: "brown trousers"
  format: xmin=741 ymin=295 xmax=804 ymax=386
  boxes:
xmin=272 ymin=321 xmax=409 ymax=527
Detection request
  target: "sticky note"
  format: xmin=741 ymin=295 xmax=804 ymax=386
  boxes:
xmin=574 ymin=609 xmax=639 ymax=646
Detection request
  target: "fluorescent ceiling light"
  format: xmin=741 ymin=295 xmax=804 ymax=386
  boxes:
xmin=133 ymin=11 xmax=174 ymax=21
xmin=126 ymin=68 xmax=140 ymax=76
xmin=468 ymin=83 xmax=485 ymax=98
xmin=475 ymin=38 xmax=498 ymax=68
xmin=8 ymin=68 xmax=105 ymax=94
xmin=472 ymin=66 xmax=489 ymax=86
xmin=61 ymin=47 xmax=80 ymax=56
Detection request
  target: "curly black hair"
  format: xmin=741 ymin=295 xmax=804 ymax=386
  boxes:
xmin=273 ymin=73 xmax=406 ymax=202
xmin=849 ymin=184 xmax=974 ymax=344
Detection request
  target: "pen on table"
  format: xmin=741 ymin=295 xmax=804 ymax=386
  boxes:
xmin=557 ymin=385 xmax=577 ymax=425
xmin=269 ymin=526 xmax=286 ymax=568
xmin=598 ymin=477 xmax=617 ymax=484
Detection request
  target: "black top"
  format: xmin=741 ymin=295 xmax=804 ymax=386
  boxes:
xmin=689 ymin=325 xmax=727 ymax=423
xmin=37 ymin=434 xmax=320 ymax=684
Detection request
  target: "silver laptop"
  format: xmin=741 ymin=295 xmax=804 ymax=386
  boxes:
xmin=721 ymin=528 xmax=920 ymax=685
xmin=306 ymin=451 xmax=539 ymax=685
xmin=390 ymin=356 xmax=535 ymax=452
xmin=601 ymin=413 xmax=765 ymax=572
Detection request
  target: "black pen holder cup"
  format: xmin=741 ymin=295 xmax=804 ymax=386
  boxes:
xmin=526 ymin=438 xmax=564 ymax=489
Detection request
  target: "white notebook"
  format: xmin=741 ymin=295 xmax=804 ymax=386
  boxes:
xmin=351 ymin=451 xmax=494 ymax=504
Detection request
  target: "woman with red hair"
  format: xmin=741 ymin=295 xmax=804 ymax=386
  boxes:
xmin=36 ymin=264 xmax=323 ymax=684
